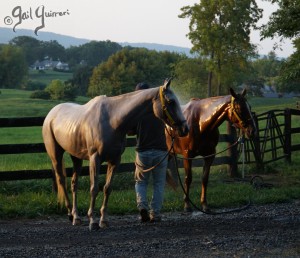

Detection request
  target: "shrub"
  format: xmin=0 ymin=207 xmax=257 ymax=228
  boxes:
xmin=45 ymin=79 xmax=64 ymax=100
xmin=26 ymin=80 xmax=47 ymax=91
xmin=30 ymin=90 xmax=51 ymax=99
xmin=62 ymin=82 xmax=77 ymax=101
xmin=45 ymin=79 xmax=77 ymax=101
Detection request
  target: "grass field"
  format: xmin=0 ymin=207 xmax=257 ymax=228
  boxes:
xmin=28 ymin=70 xmax=73 ymax=85
xmin=0 ymin=88 xmax=299 ymax=219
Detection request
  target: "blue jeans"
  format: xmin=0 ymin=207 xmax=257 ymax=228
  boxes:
xmin=135 ymin=149 xmax=168 ymax=216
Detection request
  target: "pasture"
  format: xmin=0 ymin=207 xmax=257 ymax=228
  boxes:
xmin=28 ymin=70 xmax=73 ymax=86
xmin=0 ymin=88 xmax=300 ymax=219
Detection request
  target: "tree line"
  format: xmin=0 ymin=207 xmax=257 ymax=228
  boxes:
xmin=0 ymin=0 xmax=299 ymax=101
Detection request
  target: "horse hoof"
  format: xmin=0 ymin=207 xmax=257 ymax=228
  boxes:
xmin=184 ymin=207 xmax=193 ymax=213
xmin=89 ymin=222 xmax=100 ymax=231
xmin=203 ymin=207 xmax=211 ymax=213
xmin=72 ymin=218 xmax=82 ymax=226
xmin=68 ymin=214 xmax=73 ymax=222
xmin=100 ymin=220 xmax=109 ymax=228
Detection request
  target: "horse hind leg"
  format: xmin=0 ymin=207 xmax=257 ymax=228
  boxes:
xmin=87 ymin=153 xmax=101 ymax=231
xmin=99 ymin=159 xmax=119 ymax=229
xmin=70 ymin=155 xmax=83 ymax=226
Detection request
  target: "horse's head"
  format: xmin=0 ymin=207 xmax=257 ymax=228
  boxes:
xmin=228 ymin=88 xmax=257 ymax=139
xmin=154 ymin=79 xmax=189 ymax=137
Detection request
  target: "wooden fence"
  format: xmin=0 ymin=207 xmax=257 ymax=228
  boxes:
xmin=240 ymin=108 xmax=300 ymax=169
xmin=1 ymin=108 xmax=300 ymax=181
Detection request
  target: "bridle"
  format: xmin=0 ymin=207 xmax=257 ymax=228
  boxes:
xmin=159 ymin=86 xmax=186 ymax=127
xmin=229 ymin=96 xmax=252 ymax=129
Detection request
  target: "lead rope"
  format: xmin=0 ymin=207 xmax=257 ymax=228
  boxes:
xmin=176 ymin=136 xmax=243 ymax=161
xmin=135 ymin=129 xmax=175 ymax=173
xmin=172 ymin=137 xmax=251 ymax=215
xmin=241 ymin=137 xmax=245 ymax=179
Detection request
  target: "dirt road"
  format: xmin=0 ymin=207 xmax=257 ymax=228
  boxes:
xmin=0 ymin=201 xmax=299 ymax=257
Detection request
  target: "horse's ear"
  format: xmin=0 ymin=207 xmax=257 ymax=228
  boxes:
xmin=241 ymin=88 xmax=247 ymax=97
xmin=163 ymin=78 xmax=172 ymax=90
xmin=229 ymin=87 xmax=237 ymax=98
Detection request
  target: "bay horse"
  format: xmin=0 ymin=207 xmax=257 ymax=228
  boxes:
xmin=166 ymin=88 xmax=257 ymax=212
xmin=42 ymin=79 xmax=189 ymax=230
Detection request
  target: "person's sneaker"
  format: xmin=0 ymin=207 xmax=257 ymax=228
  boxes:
xmin=149 ymin=213 xmax=161 ymax=223
xmin=139 ymin=209 xmax=150 ymax=223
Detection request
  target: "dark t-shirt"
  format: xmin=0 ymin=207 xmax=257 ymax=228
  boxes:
xmin=135 ymin=113 xmax=167 ymax=152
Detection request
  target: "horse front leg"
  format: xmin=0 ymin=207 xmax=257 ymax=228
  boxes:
xmin=70 ymin=156 xmax=83 ymax=226
xmin=87 ymin=154 xmax=100 ymax=231
xmin=100 ymin=158 xmax=119 ymax=228
xmin=183 ymin=158 xmax=193 ymax=212
xmin=201 ymin=156 xmax=214 ymax=212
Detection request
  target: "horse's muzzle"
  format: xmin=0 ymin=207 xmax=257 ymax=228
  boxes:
xmin=245 ymin=125 xmax=257 ymax=139
xmin=177 ymin=122 xmax=189 ymax=137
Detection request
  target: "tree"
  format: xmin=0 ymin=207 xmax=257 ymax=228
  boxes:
xmin=40 ymin=40 xmax=66 ymax=61
xmin=276 ymin=39 xmax=300 ymax=93
xmin=65 ymin=40 xmax=122 ymax=68
xmin=9 ymin=36 xmax=41 ymax=65
xmin=10 ymin=37 xmax=66 ymax=67
xmin=172 ymin=58 xmax=208 ymax=101
xmin=260 ymin=0 xmax=300 ymax=93
xmin=179 ymin=0 xmax=262 ymax=96
xmin=0 ymin=45 xmax=28 ymax=88
xmin=260 ymin=0 xmax=300 ymax=40
xmin=88 ymin=48 xmax=184 ymax=97
xmin=71 ymin=65 xmax=94 ymax=96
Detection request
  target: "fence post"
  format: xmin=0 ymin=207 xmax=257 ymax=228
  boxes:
xmin=227 ymin=121 xmax=238 ymax=177
xmin=284 ymin=108 xmax=292 ymax=163
xmin=252 ymin=113 xmax=264 ymax=170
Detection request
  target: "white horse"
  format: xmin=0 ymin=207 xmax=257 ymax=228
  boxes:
xmin=42 ymin=79 xmax=189 ymax=230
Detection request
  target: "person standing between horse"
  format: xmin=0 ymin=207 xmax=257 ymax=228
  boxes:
xmin=129 ymin=82 xmax=168 ymax=223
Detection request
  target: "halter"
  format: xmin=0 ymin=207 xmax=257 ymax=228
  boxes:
xmin=159 ymin=86 xmax=177 ymax=126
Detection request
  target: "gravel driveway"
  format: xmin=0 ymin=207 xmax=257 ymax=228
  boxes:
xmin=0 ymin=201 xmax=299 ymax=257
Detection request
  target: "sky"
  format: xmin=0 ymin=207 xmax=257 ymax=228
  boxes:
xmin=0 ymin=0 xmax=295 ymax=57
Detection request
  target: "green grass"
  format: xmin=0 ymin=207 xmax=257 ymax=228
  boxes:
xmin=1 ymin=164 xmax=299 ymax=218
xmin=0 ymin=89 xmax=299 ymax=219
xmin=0 ymin=89 xmax=89 ymax=118
xmin=248 ymin=97 xmax=298 ymax=113
xmin=28 ymin=70 xmax=73 ymax=85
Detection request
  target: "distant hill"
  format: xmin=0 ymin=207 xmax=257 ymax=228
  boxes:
xmin=0 ymin=27 xmax=192 ymax=56
xmin=0 ymin=27 xmax=90 ymax=47
xmin=120 ymin=42 xmax=192 ymax=56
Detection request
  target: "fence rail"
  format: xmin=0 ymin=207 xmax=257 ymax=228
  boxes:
xmin=241 ymin=108 xmax=300 ymax=167
xmin=1 ymin=108 xmax=300 ymax=181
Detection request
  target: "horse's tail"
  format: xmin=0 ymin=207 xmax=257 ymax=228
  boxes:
xmin=51 ymin=165 xmax=58 ymax=193
xmin=166 ymin=168 xmax=178 ymax=191
xmin=55 ymin=161 xmax=68 ymax=206
xmin=166 ymin=155 xmax=179 ymax=191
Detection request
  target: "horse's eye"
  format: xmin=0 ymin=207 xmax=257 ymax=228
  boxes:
xmin=164 ymin=95 xmax=173 ymax=104
xmin=167 ymin=99 xmax=175 ymax=104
